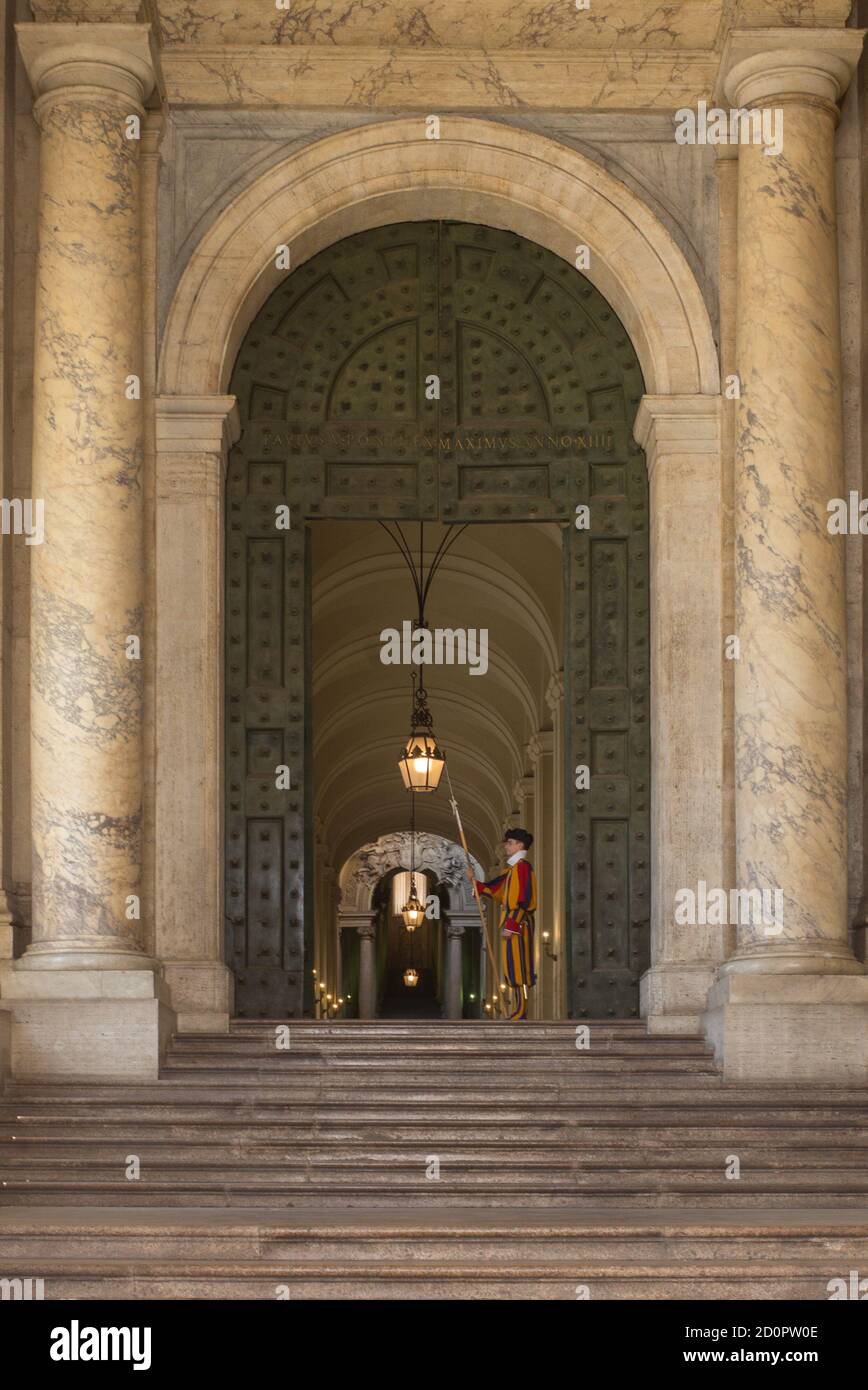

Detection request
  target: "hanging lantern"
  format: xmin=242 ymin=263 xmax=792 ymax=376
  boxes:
xmin=401 ymin=875 xmax=425 ymax=931
xmin=398 ymin=673 xmax=445 ymax=793
xmin=403 ymin=967 xmax=419 ymax=988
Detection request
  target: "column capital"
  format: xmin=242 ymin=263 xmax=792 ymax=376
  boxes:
xmin=155 ymin=395 xmax=240 ymax=455
xmin=445 ymin=922 xmax=465 ymax=939
xmin=16 ymin=21 xmax=159 ymax=108
xmin=634 ymin=395 xmax=721 ymax=476
xmin=141 ymin=108 xmax=165 ymax=158
xmin=545 ymin=670 xmax=564 ymax=714
xmin=527 ymin=730 xmax=554 ymax=765
xmin=716 ymin=26 xmax=864 ymax=109
xmin=513 ymin=775 xmax=534 ymax=804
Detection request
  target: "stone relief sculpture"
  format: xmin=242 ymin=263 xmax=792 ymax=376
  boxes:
xmin=340 ymin=832 xmax=484 ymax=914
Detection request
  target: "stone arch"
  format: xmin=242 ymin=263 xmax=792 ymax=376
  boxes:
xmin=158 ymin=116 xmax=719 ymax=400
xmin=338 ymin=832 xmax=484 ymax=916
xmin=154 ymin=116 xmax=726 ymax=1032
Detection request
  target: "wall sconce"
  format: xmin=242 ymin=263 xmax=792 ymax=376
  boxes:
xmin=542 ymin=929 xmax=558 ymax=961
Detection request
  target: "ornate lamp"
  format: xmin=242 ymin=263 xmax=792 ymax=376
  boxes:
xmin=403 ymin=967 xmax=419 ymax=989
xmin=398 ymin=672 xmax=445 ymax=793
xmin=377 ymin=520 xmax=465 ymax=794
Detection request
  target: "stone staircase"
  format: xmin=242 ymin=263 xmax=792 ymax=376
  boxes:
xmin=1 ymin=1019 xmax=867 ymax=1297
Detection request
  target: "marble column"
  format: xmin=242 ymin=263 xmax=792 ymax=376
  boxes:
xmin=358 ymin=922 xmax=377 ymax=1019
xmin=544 ymin=673 xmax=566 ymax=1016
xmin=527 ymin=730 xmax=555 ymax=1019
xmin=707 ymin=28 xmax=868 ymax=1081
xmin=444 ymin=921 xmax=464 ymax=1019
xmin=155 ymin=395 xmax=238 ymax=1032
xmin=633 ymin=396 xmax=727 ymax=1034
xmin=3 ymin=23 xmax=173 ymax=1079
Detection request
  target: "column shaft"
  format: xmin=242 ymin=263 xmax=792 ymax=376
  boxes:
xmin=733 ymin=94 xmax=854 ymax=970
xmin=22 ymin=26 xmax=155 ymax=969
xmin=444 ymin=925 xmax=463 ymax=1019
xmin=155 ymin=397 xmax=237 ymax=1028
xmin=634 ymin=397 xmax=727 ymax=1032
xmin=358 ymin=924 xmax=376 ymax=1018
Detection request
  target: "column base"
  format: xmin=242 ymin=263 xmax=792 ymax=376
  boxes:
xmin=704 ymin=971 xmax=868 ymax=1082
xmin=640 ymin=962 xmax=718 ymax=1035
xmin=0 ymin=965 xmax=175 ymax=1080
xmin=162 ymin=960 xmax=233 ymax=1033
xmin=0 ymin=889 xmax=31 ymax=961
xmin=0 ymin=1007 xmax=10 ymax=1089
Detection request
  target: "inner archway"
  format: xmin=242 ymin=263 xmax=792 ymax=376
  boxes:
xmin=224 ymin=219 xmax=650 ymax=1020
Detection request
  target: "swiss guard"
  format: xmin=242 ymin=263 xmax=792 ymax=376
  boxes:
xmin=473 ymin=828 xmax=538 ymax=1020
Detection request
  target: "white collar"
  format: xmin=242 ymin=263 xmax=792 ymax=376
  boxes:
xmin=507 ymin=849 xmax=527 ymax=866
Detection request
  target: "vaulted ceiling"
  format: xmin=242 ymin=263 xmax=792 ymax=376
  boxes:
xmin=311 ymin=519 xmax=562 ymax=873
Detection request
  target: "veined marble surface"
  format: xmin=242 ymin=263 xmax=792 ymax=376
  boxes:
xmin=148 ymin=0 xmax=852 ymax=50
xmin=30 ymin=89 xmax=146 ymax=954
xmin=26 ymin=0 xmax=855 ymax=49
xmin=734 ymin=100 xmax=848 ymax=955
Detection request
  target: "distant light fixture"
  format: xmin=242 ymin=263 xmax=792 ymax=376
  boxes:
xmin=403 ymin=967 xmax=419 ymax=989
xmin=401 ymin=877 xmax=425 ymax=931
xmin=400 ymin=773 xmax=427 ymax=930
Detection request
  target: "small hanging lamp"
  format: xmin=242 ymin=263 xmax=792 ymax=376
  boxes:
xmin=398 ymin=671 xmax=445 ymax=793
xmin=401 ymin=883 xmax=425 ymax=931
xmin=403 ymin=967 xmax=420 ymax=989
xmin=401 ymin=788 xmax=426 ymax=931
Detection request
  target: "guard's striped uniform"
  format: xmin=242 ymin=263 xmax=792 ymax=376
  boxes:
xmin=476 ymin=857 xmax=537 ymax=1020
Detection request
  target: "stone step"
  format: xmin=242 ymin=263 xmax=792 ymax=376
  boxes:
xmin=5 ymin=1072 xmax=733 ymax=1097
xmin=4 ymin=1160 xmax=867 ymax=1188
xmin=4 ymin=1096 xmax=868 ymax=1123
xmin=4 ymin=1111 xmax=868 ymax=1139
xmin=5 ymin=1149 xmax=866 ymax=1178
xmin=7 ymin=1077 xmax=868 ymax=1101
xmin=170 ymin=1039 xmax=715 ymax=1057
xmin=161 ymin=1056 xmax=722 ymax=1074
xmin=5 ymin=1139 xmax=866 ymax=1165
xmin=6 ymin=1119 xmax=868 ymax=1145
xmin=167 ymin=1034 xmax=712 ymax=1045
xmin=0 ymin=1255 xmax=855 ymax=1299
xmin=4 ymin=1187 xmax=867 ymax=1209
xmin=4 ymin=1209 xmax=867 ymax=1265
xmin=226 ymin=1021 xmax=659 ymax=1035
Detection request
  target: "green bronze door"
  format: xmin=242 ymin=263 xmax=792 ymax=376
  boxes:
xmin=226 ymin=222 xmax=649 ymax=1019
